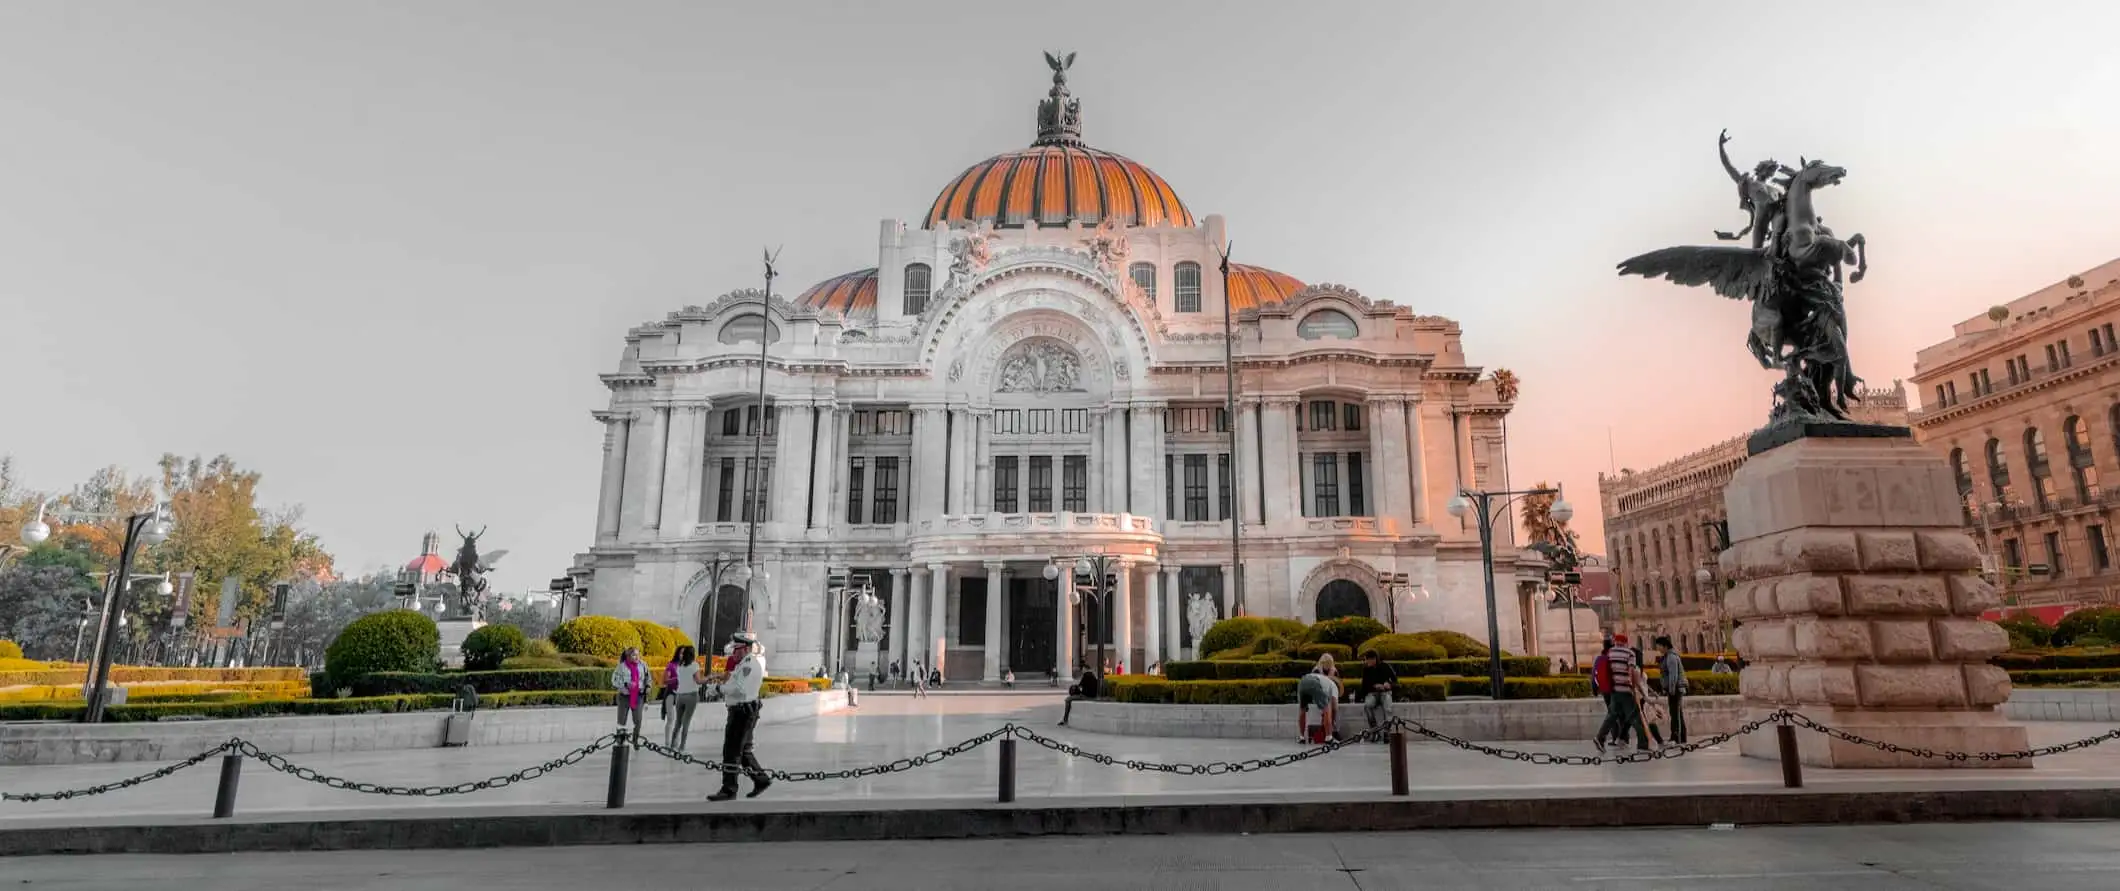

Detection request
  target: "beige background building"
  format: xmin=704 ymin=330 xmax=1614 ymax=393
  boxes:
xmin=1599 ymin=383 xmax=1910 ymax=651
xmin=1910 ymin=258 xmax=2120 ymax=612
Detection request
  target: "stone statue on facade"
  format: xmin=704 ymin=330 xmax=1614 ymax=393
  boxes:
xmin=1186 ymin=593 xmax=1218 ymax=650
xmin=949 ymin=227 xmax=994 ymax=285
xmin=854 ymin=595 xmax=886 ymax=644
xmin=446 ymin=526 xmax=508 ymax=621
xmin=1080 ymin=215 xmax=1130 ymax=277
xmin=1038 ymin=51 xmax=1081 ymax=144
xmin=1617 ymin=131 xmax=1870 ymax=428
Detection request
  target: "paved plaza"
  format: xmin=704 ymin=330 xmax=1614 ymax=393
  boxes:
xmin=4 ymin=693 xmax=2120 ymax=825
xmin=6 ymin=823 xmax=2119 ymax=890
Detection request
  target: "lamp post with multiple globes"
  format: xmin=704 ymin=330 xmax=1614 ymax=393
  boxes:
xmin=1044 ymin=556 xmax=1119 ymax=677
xmin=19 ymin=496 xmax=173 ymax=722
xmin=1447 ymin=487 xmax=1573 ymax=700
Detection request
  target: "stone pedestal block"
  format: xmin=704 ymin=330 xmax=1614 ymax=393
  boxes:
xmin=1721 ymin=432 xmax=2028 ymax=769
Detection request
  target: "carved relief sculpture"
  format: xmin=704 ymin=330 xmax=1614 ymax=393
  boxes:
xmin=995 ymin=340 xmax=1084 ymax=393
xmin=1080 ymin=215 xmax=1131 ymax=278
xmin=854 ymin=595 xmax=887 ymax=643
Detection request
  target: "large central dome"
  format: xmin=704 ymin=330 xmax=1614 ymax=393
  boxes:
xmin=923 ymin=56 xmax=1193 ymax=231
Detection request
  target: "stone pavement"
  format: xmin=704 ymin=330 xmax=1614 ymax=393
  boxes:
xmin=3 ymin=693 xmax=2118 ymax=824
xmin=9 ymin=823 xmax=2120 ymax=890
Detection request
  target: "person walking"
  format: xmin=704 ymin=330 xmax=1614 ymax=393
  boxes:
xmin=1359 ymin=651 xmax=1397 ymax=736
xmin=664 ymin=645 xmax=703 ymax=751
xmin=1654 ymin=636 xmax=1688 ymax=744
xmin=1297 ymin=662 xmax=1339 ymax=744
xmin=707 ymin=632 xmax=770 ymax=801
xmin=1593 ymin=634 xmax=1647 ymax=754
xmin=911 ymin=661 xmax=929 ymax=698
xmin=839 ymin=666 xmax=858 ymax=707
xmin=610 ymin=647 xmax=649 ymax=740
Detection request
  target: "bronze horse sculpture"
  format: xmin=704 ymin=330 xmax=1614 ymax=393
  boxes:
xmin=447 ymin=525 xmax=508 ymax=620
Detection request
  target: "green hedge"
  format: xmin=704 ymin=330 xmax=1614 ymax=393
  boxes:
xmin=1163 ymin=656 xmax=1550 ymax=682
xmin=1295 ymin=643 xmax=1353 ymax=663
xmin=323 ymin=610 xmax=440 ymax=691
xmin=550 ymin=616 xmax=642 ymax=660
xmin=499 ymin=656 xmax=575 ymax=670
xmin=0 ymin=640 xmax=22 ymax=660
xmin=1104 ymin=675 xmax=1594 ymax=704
xmin=348 ymin=667 xmax=611 ymax=698
xmin=1304 ymin=616 xmax=1389 ymax=650
xmin=1354 ymin=634 xmax=1449 ymax=662
xmin=1642 ymin=670 xmax=1740 ymax=697
xmin=461 ymin=624 xmax=527 ymax=671
xmin=2007 ymin=668 xmax=2120 ymax=686
xmin=1992 ymin=650 xmax=2120 ymax=671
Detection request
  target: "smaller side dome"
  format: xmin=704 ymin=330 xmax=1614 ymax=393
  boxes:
xmin=795 ymin=268 xmax=878 ymax=315
xmin=1225 ymin=263 xmax=1305 ymax=311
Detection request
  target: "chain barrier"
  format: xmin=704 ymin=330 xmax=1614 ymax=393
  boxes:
xmin=1 ymin=738 xmax=239 ymax=802
xmin=635 ymin=725 xmax=1014 ymax=782
xmin=234 ymin=732 xmax=621 ymax=796
xmin=1007 ymin=723 xmax=1390 ymax=774
xmin=1387 ymin=712 xmax=1784 ymax=766
xmin=1780 ymin=712 xmax=2120 ymax=762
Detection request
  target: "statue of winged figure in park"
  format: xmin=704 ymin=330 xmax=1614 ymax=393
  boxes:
xmin=1618 ymin=130 xmax=1870 ymax=426
xmin=447 ymin=525 xmax=508 ymax=620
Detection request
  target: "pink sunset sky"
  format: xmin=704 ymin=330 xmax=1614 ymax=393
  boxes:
xmin=2 ymin=1 xmax=2115 ymax=576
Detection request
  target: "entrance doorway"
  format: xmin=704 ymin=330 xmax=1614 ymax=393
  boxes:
xmin=1007 ymin=579 xmax=1057 ymax=675
xmin=1316 ymin=579 xmax=1371 ymax=621
xmin=698 ymin=584 xmax=746 ymax=652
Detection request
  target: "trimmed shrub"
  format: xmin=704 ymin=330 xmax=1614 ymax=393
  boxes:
xmin=1295 ymin=643 xmax=1354 ymax=663
xmin=1991 ymin=649 xmax=2120 ymax=671
xmin=1304 ymin=616 xmax=1389 ymax=651
xmin=323 ymin=610 xmax=440 ymax=691
xmin=499 ymin=656 xmax=574 ymax=670
xmin=550 ymin=616 xmax=642 ymax=660
xmin=1397 ymin=629 xmax=1496 ymax=658
xmin=629 ymin=620 xmax=677 ymax=663
xmin=1642 ymin=669 xmax=1740 ymax=697
xmin=1250 ymin=635 xmax=1293 ymax=657
xmin=2052 ymin=607 xmax=2120 ymax=647
xmin=1995 ymin=616 xmax=2054 ymax=649
xmin=560 ymin=652 xmax=617 ymax=668
xmin=1356 ymin=634 xmax=1449 ymax=662
xmin=1263 ymin=616 xmax=1308 ymax=641
xmin=1104 ymin=675 xmax=1594 ymax=705
xmin=524 ymin=638 xmax=561 ymax=659
xmin=461 ymin=624 xmax=527 ymax=671
xmin=1197 ymin=617 xmax=1272 ymax=659
xmin=2009 ymin=668 xmax=2120 ymax=686
xmin=2077 ymin=636 xmax=2114 ymax=649
xmin=1160 ymin=656 xmax=1548 ymax=682
xmin=348 ymin=667 xmax=610 ymax=698
xmin=0 ymin=640 xmax=22 ymax=660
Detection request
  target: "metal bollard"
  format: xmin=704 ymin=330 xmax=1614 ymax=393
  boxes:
xmin=1388 ymin=730 xmax=1410 ymax=797
xmin=997 ymin=738 xmax=1017 ymax=803
xmin=1775 ymin=723 xmax=1804 ymax=788
xmin=212 ymin=754 xmax=242 ymax=818
xmin=606 ymin=729 xmax=631 ymax=809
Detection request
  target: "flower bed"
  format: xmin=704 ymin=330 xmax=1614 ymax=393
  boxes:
xmin=0 ymin=665 xmax=309 ymax=687
xmin=0 ymin=680 xmax=311 ymax=703
xmin=1110 ymin=670 xmax=1731 ymax=705
xmin=1163 ymin=656 xmax=1551 ymax=682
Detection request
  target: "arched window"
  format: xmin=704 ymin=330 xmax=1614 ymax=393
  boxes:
xmin=1986 ymin=437 xmax=2013 ymax=504
xmin=2065 ymin=416 xmax=2101 ymax=499
xmin=902 ymin=263 xmax=932 ymax=316
xmin=2111 ymin=404 xmax=2120 ymax=461
xmin=717 ymin=314 xmax=781 ymax=345
xmin=1297 ymin=308 xmax=1359 ymax=340
xmin=1173 ymin=262 xmax=1202 ymax=313
xmin=1314 ymin=579 xmax=1371 ymax=621
xmin=2025 ymin=427 xmax=2055 ymax=509
xmin=699 ymin=584 xmax=747 ymax=650
xmin=1128 ymin=262 xmax=1157 ymax=300
xmin=1950 ymin=447 xmax=1975 ymax=521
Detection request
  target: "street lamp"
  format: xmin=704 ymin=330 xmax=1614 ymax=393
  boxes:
xmin=1045 ymin=556 xmax=1120 ymax=677
xmin=1383 ymin=574 xmax=1427 ymax=633
xmin=738 ymin=247 xmax=782 ymax=636
xmin=1448 ymin=487 xmax=1572 ymax=700
xmin=19 ymin=497 xmax=175 ymax=722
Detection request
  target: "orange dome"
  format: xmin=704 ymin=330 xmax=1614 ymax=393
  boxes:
xmin=796 ymin=268 xmax=877 ymax=314
xmin=1225 ymin=263 xmax=1305 ymax=311
xmin=925 ymin=144 xmax=1192 ymax=231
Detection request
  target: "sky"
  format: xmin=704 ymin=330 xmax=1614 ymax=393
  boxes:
xmin=3 ymin=1 xmax=2116 ymax=584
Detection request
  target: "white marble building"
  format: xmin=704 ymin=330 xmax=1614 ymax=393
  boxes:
xmin=571 ymin=59 xmax=1537 ymax=680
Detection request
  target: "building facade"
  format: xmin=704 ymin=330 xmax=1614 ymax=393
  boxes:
xmin=570 ymin=60 xmax=1538 ymax=679
xmin=1600 ymin=382 xmax=1910 ymax=651
xmin=1910 ymin=258 xmax=2120 ymax=610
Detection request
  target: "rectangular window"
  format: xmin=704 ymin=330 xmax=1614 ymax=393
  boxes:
xmin=1978 ymin=368 xmax=1991 ymax=393
xmin=1308 ymin=401 xmax=1336 ymax=432
xmin=1027 ymin=456 xmax=1053 ymax=512
xmin=1343 ymin=403 xmax=1363 ymax=432
xmin=1129 ymin=263 xmax=1157 ymax=300
xmin=2095 ymin=328 xmax=2109 ymax=357
xmin=849 ymin=411 xmax=873 ymax=437
xmin=877 ymin=410 xmax=910 ymax=436
xmin=2089 ymin=524 xmax=2111 ymax=572
xmin=2045 ymin=530 xmax=2066 ymax=578
xmin=2003 ymin=538 xmax=2022 ymax=572
xmin=1934 ymin=385 xmax=1948 ymax=408
xmin=994 ymin=456 xmax=1020 ymax=513
xmin=2105 ymin=324 xmax=2118 ymax=354
xmin=994 ymin=410 xmax=1021 ymax=435
xmin=2059 ymin=339 xmax=2073 ymax=367
xmin=1217 ymin=453 xmax=1232 ymax=521
xmin=1166 ymin=454 xmax=1177 ymax=519
xmin=845 ymin=457 xmax=866 ymax=524
xmin=2017 ymin=356 xmax=2032 ymax=380
xmin=2006 ymin=362 xmax=2021 ymax=386
xmin=1062 ymin=455 xmax=1087 ymax=512
xmin=1184 ymin=454 xmax=1209 ymax=521
xmin=715 ymin=458 xmax=736 ymax=522
xmin=1216 ymin=407 xmax=1229 ymax=433
xmin=1947 ymin=380 xmax=1960 ymax=404
xmin=1347 ymin=451 xmax=1367 ymax=516
xmin=2045 ymin=344 xmax=2060 ymax=372
xmin=903 ymin=264 xmax=931 ymax=316
xmin=740 ymin=458 xmax=771 ymax=522
xmin=1174 ymin=263 xmax=1201 ymax=313
xmin=1312 ymin=453 xmax=1341 ymax=517
xmin=1061 ymin=409 xmax=1089 ymax=435
xmin=1028 ymin=409 xmax=1053 ymax=435
xmin=870 ymin=457 xmax=900 ymax=524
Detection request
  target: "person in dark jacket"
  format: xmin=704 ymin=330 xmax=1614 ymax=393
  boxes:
xmin=1359 ymin=651 xmax=1398 ymax=734
xmin=1059 ymin=666 xmax=1100 ymax=726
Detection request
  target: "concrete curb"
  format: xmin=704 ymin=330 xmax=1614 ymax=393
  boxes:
xmin=6 ymin=787 xmax=2120 ymax=856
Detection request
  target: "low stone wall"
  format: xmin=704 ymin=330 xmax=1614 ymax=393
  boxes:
xmin=2001 ymin=688 xmax=2120 ymax=722
xmin=1067 ymin=696 xmax=1748 ymax=742
xmin=0 ymin=690 xmax=849 ymax=766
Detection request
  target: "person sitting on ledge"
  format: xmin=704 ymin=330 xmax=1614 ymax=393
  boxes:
xmin=1059 ymin=665 xmax=1100 ymax=726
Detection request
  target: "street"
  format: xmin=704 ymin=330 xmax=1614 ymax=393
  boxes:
xmin=3 ymin=822 xmax=2115 ymax=890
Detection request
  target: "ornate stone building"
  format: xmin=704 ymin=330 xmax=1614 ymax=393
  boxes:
xmin=1910 ymin=258 xmax=2120 ymax=613
xmin=570 ymin=60 xmax=1535 ymax=678
xmin=1600 ymin=383 xmax=1910 ymax=651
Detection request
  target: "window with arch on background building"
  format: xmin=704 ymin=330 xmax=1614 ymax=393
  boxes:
xmin=717 ymin=314 xmax=781 ymax=345
xmin=1986 ymin=437 xmax=2014 ymax=504
xmin=902 ymin=263 xmax=932 ymax=315
xmin=2065 ymin=415 xmax=2101 ymax=499
xmin=1173 ymin=262 xmax=1201 ymax=313
xmin=2025 ymin=427 xmax=2056 ymax=510
xmin=1297 ymin=308 xmax=1359 ymax=340
xmin=1129 ymin=262 xmax=1156 ymax=301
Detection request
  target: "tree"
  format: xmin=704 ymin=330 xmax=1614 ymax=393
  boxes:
xmin=145 ymin=454 xmax=336 ymax=630
xmin=276 ymin=572 xmax=399 ymax=669
xmin=0 ymin=563 xmax=97 ymax=661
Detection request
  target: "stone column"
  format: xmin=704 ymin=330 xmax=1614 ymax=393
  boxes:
xmin=888 ymin=567 xmax=909 ymax=675
xmin=912 ymin=407 xmax=948 ymax=519
xmin=1260 ymin=398 xmax=1301 ymax=527
xmin=1236 ymin=399 xmax=1263 ymax=526
xmin=620 ymin=405 xmax=661 ymax=534
xmin=771 ymin=402 xmax=813 ymax=527
xmin=658 ymin=404 xmax=705 ymax=535
xmin=595 ymin=411 xmax=631 ymax=543
xmin=1219 ymin=563 xmax=1235 ymax=620
xmin=1453 ymin=408 xmax=1476 ymax=492
xmin=950 ymin=409 xmax=977 ymax=515
xmin=808 ymin=403 xmax=840 ymax=530
xmin=1128 ymin=405 xmax=1167 ymax=521
xmin=1406 ymin=397 xmax=1429 ymax=526
xmin=831 ymin=404 xmax=854 ymax=525
xmin=1163 ymin=564 xmax=1183 ymax=659
xmin=1111 ymin=562 xmax=1134 ymax=671
xmin=1103 ymin=409 xmax=1129 ymax=512
xmin=983 ymin=561 xmax=1006 ymax=682
xmin=640 ymin=406 xmax=671 ymax=531
xmin=1055 ymin=570 xmax=1075 ymax=674
xmin=1367 ymin=397 xmax=1408 ymax=527
xmin=1724 ymin=431 xmax=2026 ymax=768
xmin=927 ymin=562 xmax=951 ymax=680
xmin=973 ymin=411 xmax=993 ymax=513
xmin=903 ymin=565 xmax=926 ymax=677
xmin=1142 ymin=563 xmax=1162 ymax=671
